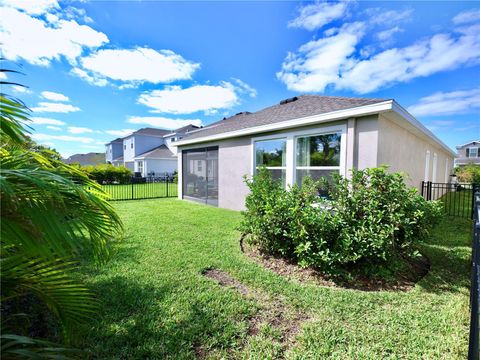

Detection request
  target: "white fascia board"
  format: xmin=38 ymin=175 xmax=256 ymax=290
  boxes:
xmin=391 ymin=101 xmax=456 ymax=157
xmin=175 ymin=101 xmax=394 ymax=147
xmin=455 ymin=140 xmax=480 ymax=149
xmin=134 ymin=156 xmax=177 ymax=160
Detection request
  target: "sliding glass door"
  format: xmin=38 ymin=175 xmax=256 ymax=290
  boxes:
xmin=182 ymin=147 xmax=218 ymax=206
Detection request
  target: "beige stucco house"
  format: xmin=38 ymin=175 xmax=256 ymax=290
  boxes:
xmin=174 ymin=95 xmax=455 ymax=211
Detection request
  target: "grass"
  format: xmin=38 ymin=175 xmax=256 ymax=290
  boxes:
xmin=78 ymin=199 xmax=472 ymax=359
xmin=439 ymin=189 xmax=474 ymax=218
xmin=101 ymin=182 xmax=177 ymax=200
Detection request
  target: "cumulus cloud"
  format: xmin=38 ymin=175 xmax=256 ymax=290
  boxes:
xmin=12 ymin=85 xmax=33 ymax=94
xmin=41 ymin=91 xmax=69 ymax=102
xmin=137 ymin=81 xmax=255 ymax=114
xmin=76 ymin=47 xmax=200 ymax=86
xmin=278 ymin=20 xmax=480 ymax=93
xmin=70 ymin=68 xmax=108 ymax=87
xmin=0 ymin=6 xmax=108 ymax=66
xmin=1 ymin=0 xmax=59 ymax=15
xmin=104 ymin=129 xmax=135 ymax=137
xmin=277 ymin=22 xmax=366 ymax=92
xmin=127 ymin=116 xmax=203 ymax=129
xmin=68 ymin=126 xmax=93 ymax=134
xmin=46 ymin=125 xmax=62 ymax=131
xmin=364 ymin=8 xmax=413 ymax=25
xmin=408 ymin=88 xmax=480 ymax=116
xmin=376 ymin=26 xmax=404 ymax=42
xmin=31 ymin=102 xmax=80 ymax=113
xmin=453 ymin=8 xmax=480 ymax=25
xmin=30 ymin=117 xmax=66 ymax=126
xmin=288 ymin=1 xmax=351 ymax=31
xmin=31 ymin=133 xmax=94 ymax=144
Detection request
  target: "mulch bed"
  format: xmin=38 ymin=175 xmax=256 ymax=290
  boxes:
xmin=242 ymin=243 xmax=430 ymax=292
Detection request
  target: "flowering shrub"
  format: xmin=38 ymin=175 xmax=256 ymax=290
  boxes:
xmin=240 ymin=167 xmax=442 ymax=274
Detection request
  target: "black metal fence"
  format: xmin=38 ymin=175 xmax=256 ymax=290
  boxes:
xmin=421 ymin=181 xmax=478 ymax=218
xmin=469 ymin=191 xmax=480 ymax=360
xmin=100 ymin=176 xmax=178 ymax=201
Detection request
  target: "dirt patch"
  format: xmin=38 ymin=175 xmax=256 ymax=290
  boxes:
xmin=243 ymin=244 xmax=430 ymax=292
xmin=201 ymin=268 xmax=309 ymax=357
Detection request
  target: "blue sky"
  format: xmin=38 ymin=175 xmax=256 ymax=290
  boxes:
xmin=1 ymin=0 xmax=479 ymax=157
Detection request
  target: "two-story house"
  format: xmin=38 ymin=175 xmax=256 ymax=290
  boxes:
xmin=455 ymin=140 xmax=480 ymax=167
xmin=105 ymin=125 xmax=200 ymax=177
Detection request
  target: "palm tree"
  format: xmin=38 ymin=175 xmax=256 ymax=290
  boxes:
xmin=1 ymin=69 xmax=123 ymax=358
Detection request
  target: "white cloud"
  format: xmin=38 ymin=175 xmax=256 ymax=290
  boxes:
xmin=68 ymin=126 xmax=93 ymax=134
xmin=408 ymin=88 xmax=480 ymax=116
xmin=70 ymin=68 xmax=108 ymax=87
xmin=1 ymin=0 xmax=59 ymax=15
xmin=31 ymin=102 xmax=80 ymax=113
xmin=453 ymin=8 xmax=480 ymax=25
xmin=278 ymin=22 xmax=480 ymax=93
xmin=0 ymin=72 xmax=7 ymax=80
xmin=104 ymin=129 xmax=135 ymax=137
xmin=127 ymin=116 xmax=203 ymax=129
xmin=137 ymin=81 xmax=251 ymax=114
xmin=12 ymin=85 xmax=33 ymax=94
xmin=31 ymin=133 xmax=94 ymax=144
xmin=31 ymin=117 xmax=66 ymax=125
xmin=232 ymin=78 xmax=257 ymax=98
xmin=77 ymin=47 xmax=200 ymax=86
xmin=46 ymin=125 xmax=62 ymax=131
xmin=376 ymin=26 xmax=403 ymax=42
xmin=365 ymin=8 xmax=413 ymax=25
xmin=277 ymin=22 xmax=365 ymax=92
xmin=41 ymin=91 xmax=69 ymax=102
xmin=288 ymin=1 xmax=350 ymax=31
xmin=0 ymin=6 xmax=108 ymax=66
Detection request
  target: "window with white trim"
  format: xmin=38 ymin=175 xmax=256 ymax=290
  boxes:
xmin=468 ymin=147 xmax=478 ymax=158
xmin=254 ymin=138 xmax=287 ymax=186
xmin=295 ymin=132 xmax=341 ymax=185
xmin=137 ymin=161 xmax=143 ymax=175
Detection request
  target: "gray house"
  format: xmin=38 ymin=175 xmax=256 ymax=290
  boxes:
xmin=174 ymin=95 xmax=455 ymax=210
xmin=455 ymin=140 xmax=480 ymax=167
xmin=105 ymin=125 xmax=199 ymax=176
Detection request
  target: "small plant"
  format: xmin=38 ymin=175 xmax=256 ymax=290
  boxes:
xmin=240 ymin=167 xmax=442 ymax=276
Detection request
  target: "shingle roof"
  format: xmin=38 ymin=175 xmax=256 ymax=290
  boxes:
xmin=112 ymin=156 xmax=124 ymax=162
xmin=133 ymin=127 xmax=171 ymax=137
xmin=183 ymin=95 xmax=387 ymax=141
xmin=106 ymin=137 xmax=123 ymax=145
xmin=135 ymin=145 xmax=175 ymax=159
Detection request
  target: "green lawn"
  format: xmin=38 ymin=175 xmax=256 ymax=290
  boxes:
xmin=78 ymin=199 xmax=471 ymax=359
xmin=101 ymin=182 xmax=177 ymax=200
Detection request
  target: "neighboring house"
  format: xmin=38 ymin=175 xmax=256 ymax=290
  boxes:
xmin=64 ymin=152 xmax=105 ymax=166
xmin=455 ymin=140 xmax=480 ymax=167
xmin=105 ymin=138 xmax=123 ymax=166
xmin=174 ymin=95 xmax=455 ymax=210
xmin=105 ymin=125 xmax=199 ymax=176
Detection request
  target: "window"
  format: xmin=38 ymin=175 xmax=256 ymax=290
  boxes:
xmin=254 ymin=138 xmax=287 ymax=186
xmin=124 ymin=144 xmax=126 ymax=150
xmin=197 ymin=160 xmax=202 ymax=172
xmin=137 ymin=161 xmax=143 ymax=175
xmin=468 ymin=147 xmax=478 ymax=158
xmin=295 ymin=132 xmax=341 ymax=185
xmin=171 ymin=137 xmax=176 ymax=142
xmin=130 ymin=140 xmax=133 ymax=149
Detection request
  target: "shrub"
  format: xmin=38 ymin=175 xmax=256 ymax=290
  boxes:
xmin=80 ymin=164 xmax=132 ymax=184
xmin=240 ymin=167 xmax=442 ymax=275
xmin=455 ymin=164 xmax=480 ymax=184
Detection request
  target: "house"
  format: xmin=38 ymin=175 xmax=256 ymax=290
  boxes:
xmin=64 ymin=152 xmax=105 ymax=166
xmin=174 ymin=95 xmax=455 ymax=210
xmin=105 ymin=125 xmax=199 ymax=177
xmin=455 ymin=140 xmax=480 ymax=167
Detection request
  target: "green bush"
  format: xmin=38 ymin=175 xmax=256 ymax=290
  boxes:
xmin=80 ymin=164 xmax=132 ymax=184
xmin=455 ymin=164 xmax=480 ymax=183
xmin=240 ymin=167 xmax=442 ymax=275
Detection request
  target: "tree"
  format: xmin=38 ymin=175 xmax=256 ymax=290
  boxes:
xmin=1 ymin=70 xmax=123 ymax=357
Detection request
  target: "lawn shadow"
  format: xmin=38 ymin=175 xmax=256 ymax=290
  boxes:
xmin=416 ymin=216 xmax=472 ymax=294
xmin=78 ymin=275 xmax=248 ymax=359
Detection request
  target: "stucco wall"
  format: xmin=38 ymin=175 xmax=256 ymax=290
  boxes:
xmin=354 ymin=115 xmax=379 ymax=170
xmin=377 ymin=114 xmax=454 ymax=191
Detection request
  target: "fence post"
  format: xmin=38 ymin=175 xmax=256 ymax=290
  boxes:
xmin=131 ymin=178 xmax=134 ymax=200
xmin=472 ymin=184 xmax=477 ymax=220
xmin=166 ymin=172 xmax=169 ymax=198
xmin=427 ymin=181 xmax=432 ymax=201
xmin=421 ymin=181 xmax=425 ymax=198
xmin=468 ymin=191 xmax=480 ymax=360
